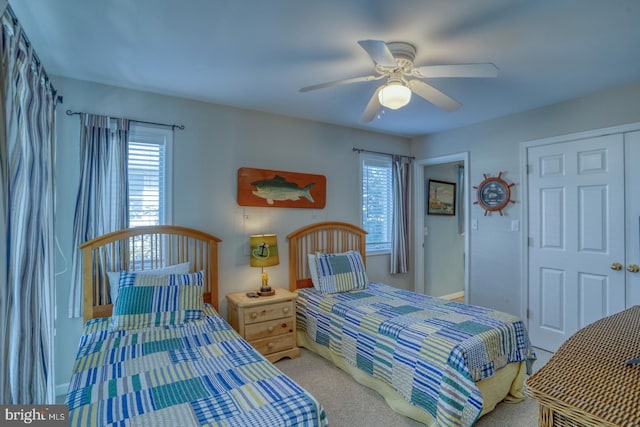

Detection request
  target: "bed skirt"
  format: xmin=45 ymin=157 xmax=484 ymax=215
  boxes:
xmin=296 ymin=330 xmax=527 ymax=426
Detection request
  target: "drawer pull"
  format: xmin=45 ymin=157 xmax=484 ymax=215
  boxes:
xmin=251 ymin=312 xmax=258 ymax=319
xmin=267 ymin=326 xmax=274 ymax=332
xmin=283 ymin=307 xmax=289 ymax=313
xmin=268 ymin=342 xmax=274 ymax=348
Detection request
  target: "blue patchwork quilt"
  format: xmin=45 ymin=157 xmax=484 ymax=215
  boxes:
xmin=296 ymin=282 xmax=535 ymax=427
xmin=66 ymin=306 xmax=327 ymax=426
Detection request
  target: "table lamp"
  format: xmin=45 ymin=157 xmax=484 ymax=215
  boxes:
xmin=250 ymin=234 xmax=279 ymax=296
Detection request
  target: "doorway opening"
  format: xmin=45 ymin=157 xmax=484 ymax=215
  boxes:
xmin=413 ymin=153 xmax=469 ymax=300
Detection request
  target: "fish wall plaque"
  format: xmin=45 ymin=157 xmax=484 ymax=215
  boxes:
xmin=237 ymin=167 xmax=326 ymax=208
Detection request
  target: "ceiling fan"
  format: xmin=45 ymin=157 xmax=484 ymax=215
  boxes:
xmin=299 ymin=39 xmax=499 ymax=123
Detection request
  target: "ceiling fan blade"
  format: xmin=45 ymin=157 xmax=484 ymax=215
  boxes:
xmin=360 ymin=87 xmax=382 ymax=123
xmin=407 ymin=80 xmax=461 ymax=112
xmin=414 ymin=63 xmax=499 ymax=78
xmin=357 ymin=39 xmax=397 ymax=67
xmin=299 ymin=74 xmax=381 ymax=92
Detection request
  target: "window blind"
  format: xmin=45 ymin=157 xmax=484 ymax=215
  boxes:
xmin=128 ymin=140 xmax=165 ymax=227
xmin=361 ymin=155 xmax=393 ymax=251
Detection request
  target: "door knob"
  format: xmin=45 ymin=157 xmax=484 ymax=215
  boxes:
xmin=628 ymin=264 xmax=640 ymax=273
xmin=611 ymin=262 xmax=623 ymax=271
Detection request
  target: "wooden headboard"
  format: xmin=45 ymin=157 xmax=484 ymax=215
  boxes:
xmin=287 ymin=221 xmax=367 ymax=291
xmin=79 ymin=225 xmax=221 ymax=321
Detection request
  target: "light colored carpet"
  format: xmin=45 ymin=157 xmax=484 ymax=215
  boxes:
xmin=276 ymin=348 xmax=548 ymax=426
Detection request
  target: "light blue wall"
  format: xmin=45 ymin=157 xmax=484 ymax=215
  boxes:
xmin=52 ymin=76 xmax=411 ymax=394
xmin=411 ymin=79 xmax=640 ymax=317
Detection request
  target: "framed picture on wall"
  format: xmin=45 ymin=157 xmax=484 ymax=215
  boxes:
xmin=427 ymin=179 xmax=456 ymax=216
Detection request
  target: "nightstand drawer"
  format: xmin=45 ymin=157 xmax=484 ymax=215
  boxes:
xmin=250 ymin=333 xmax=295 ymax=356
xmin=226 ymin=288 xmax=300 ymax=363
xmin=243 ymin=300 xmax=294 ymax=325
xmin=245 ymin=318 xmax=294 ymax=341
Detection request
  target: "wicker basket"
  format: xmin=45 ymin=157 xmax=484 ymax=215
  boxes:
xmin=525 ymin=306 xmax=640 ymax=427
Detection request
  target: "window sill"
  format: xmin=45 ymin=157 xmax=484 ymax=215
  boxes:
xmin=366 ymin=249 xmax=390 ymax=257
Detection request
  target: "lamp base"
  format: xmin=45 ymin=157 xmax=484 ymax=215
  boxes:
xmin=257 ymin=289 xmax=275 ymax=296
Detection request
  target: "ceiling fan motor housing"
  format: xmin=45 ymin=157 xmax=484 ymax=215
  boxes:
xmin=375 ymin=42 xmax=417 ymax=75
xmin=386 ymin=42 xmax=416 ymax=63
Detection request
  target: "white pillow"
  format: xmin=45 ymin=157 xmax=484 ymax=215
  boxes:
xmin=308 ymin=254 xmax=320 ymax=289
xmin=107 ymin=261 xmax=192 ymax=303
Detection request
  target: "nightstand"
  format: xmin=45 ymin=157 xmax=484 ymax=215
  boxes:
xmin=226 ymin=287 xmax=300 ymax=363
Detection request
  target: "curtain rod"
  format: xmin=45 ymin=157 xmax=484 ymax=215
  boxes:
xmin=5 ymin=4 xmax=58 ymax=100
xmin=65 ymin=110 xmax=185 ymax=130
xmin=352 ymin=147 xmax=415 ymax=160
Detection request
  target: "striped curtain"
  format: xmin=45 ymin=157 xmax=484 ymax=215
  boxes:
xmin=0 ymin=3 xmax=58 ymax=404
xmin=390 ymin=156 xmax=412 ymax=274
xmin=68 ymin=114 xmax=129 ymax=318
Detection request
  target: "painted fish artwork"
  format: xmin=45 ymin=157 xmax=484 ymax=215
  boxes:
xmin=251 ymin=175 xmax=314 ymax=204
xmin=238 ymin=167 xmax=326 ymax=208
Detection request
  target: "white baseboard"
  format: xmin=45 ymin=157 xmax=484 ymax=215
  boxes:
xmin=440 ymin=291 xmax=464 ymax=301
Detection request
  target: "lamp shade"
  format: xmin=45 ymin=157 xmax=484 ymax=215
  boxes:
xmin=378 ymin=82 xmax=412 ymax=110
xmin=249 ymin=234 xmax=279 ymax=267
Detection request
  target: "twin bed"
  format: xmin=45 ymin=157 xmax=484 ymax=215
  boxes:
xmin=287 ymin=222 xmax=535 ymax=426
xmin=67 ymin=226 xmax=327 ymax=426
xmin=66 ymin=222 xmax=534 ymax=427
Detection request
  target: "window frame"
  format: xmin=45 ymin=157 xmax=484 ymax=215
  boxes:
xmin=359 ymin=152 xmax=393 ymax=255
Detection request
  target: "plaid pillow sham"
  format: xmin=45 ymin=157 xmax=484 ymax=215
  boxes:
xmin=109 ymin=271 xmax=205 ymax=331
xmin=315 ymin=250 xmax=368 ymax=294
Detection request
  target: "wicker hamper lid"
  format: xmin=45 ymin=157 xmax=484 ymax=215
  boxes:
xmin=525 ymin=306 xmax=640 ymax=427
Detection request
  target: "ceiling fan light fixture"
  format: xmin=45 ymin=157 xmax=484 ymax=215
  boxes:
xmin=378 ymin=82 xmax=411 ymax=110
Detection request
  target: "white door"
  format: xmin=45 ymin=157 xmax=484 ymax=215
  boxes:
xmin=528 ymin=134 xmax=626 ymax=352
xmin=625 ymin=131 xmax=640 ymax=307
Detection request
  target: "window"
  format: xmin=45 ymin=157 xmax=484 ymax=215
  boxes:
xmin=360 ymin=153 xmax=393 ymax=253
xmin=127 ymin=124 xmax=172 ymax=227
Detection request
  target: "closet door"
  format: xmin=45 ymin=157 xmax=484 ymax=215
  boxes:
xmin=527 ymin=134 xmax=626 ymax=352
xmin=625 ymin=131 xmax=640 ymax=307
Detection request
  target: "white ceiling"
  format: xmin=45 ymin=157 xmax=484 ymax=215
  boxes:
xmin=9 ymin=0 xmax=640 ymax=137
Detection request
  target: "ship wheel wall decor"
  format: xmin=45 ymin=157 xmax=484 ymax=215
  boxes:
xmin=473 ymin=172 xmax=515 ymax=216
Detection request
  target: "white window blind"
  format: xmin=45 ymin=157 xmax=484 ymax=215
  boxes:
xmin=127 ymin=124 xmax=172 ymax=227
xmin=361 ymin=154 xmax=393 ymax=252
